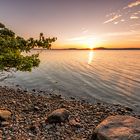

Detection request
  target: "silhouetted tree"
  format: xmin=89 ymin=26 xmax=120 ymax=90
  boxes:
xmin=0 ymin=23 xmax=57 ymax=71
xmin=0 ymin=22 xmax=5 ymax=28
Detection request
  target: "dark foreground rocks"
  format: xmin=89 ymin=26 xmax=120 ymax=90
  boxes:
xmin=0 ymin=86 xmax=139 ymax=139
xmin=91 ymin=115 xmax=140 ymax=140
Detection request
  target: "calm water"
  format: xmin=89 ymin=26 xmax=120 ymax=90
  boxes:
xmin=2 ymin=50 xmax=140 ymax=111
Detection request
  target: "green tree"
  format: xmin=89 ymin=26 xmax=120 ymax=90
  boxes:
xmin=0 ymin=23 xmax=57 ymax=72
xmin=0 ymin=23 xmax=5 ymax=28
xmin=37 ymin=33 xmax=57 ymax=49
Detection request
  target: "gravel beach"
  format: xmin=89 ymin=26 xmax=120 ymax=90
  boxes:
xmin=0 ymin=86 xmax=139 ymax=140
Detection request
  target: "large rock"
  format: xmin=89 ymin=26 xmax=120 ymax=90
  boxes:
xmin=46 ymin=108 xmax=69 ymax=123
xmin=91 ymin=115 xmax=140 ymax=140
xmin=0 ymin=110 xmax=12 ymax=121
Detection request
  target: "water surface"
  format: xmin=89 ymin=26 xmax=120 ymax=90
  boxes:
xmin=2 ymin=50 xmax=140 ymax=111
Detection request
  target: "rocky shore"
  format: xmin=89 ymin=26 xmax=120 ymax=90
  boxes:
xmin=0 ymin=86 xmax=139 ymax=139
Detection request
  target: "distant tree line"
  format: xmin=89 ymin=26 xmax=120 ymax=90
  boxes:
xmin=0 ymin=22 xmax=57 ymax=71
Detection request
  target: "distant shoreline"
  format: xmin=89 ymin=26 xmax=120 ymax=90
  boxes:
xmin=33 ymin=48 xmax=140 ymax=50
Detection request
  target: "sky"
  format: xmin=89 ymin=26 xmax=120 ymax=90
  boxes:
xmin=0 ymin=0 xmax=140 ymax=49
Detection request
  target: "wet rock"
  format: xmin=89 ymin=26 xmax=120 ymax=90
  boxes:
xmin=47 ymin=108 xmax=69 ymax=123
xmin=32 ymin=89 xmax=36 ymax=92
xmin=70 ymin=97 xmax=75 ymax=100
xmin=91 ymin=115 xmax=140 ymax=140
xmin=125 ymin=106 xmax=133 ymax=112
xmin=97 ymin=102 xmax=101 ymax=105
xmin=116 ymin=108 xmax=126 ymax=114
xmin=23 ymin=90 xmax=28 ymax=92
xmin=0 ymin=110 xmax=12 ymax=121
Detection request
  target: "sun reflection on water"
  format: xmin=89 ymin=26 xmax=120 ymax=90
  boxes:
xmin=88 ymin=50 xmax=94 ymax=64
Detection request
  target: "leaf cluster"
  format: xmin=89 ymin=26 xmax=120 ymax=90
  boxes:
xmin=0 ymin=23 xmax=56 ymax=71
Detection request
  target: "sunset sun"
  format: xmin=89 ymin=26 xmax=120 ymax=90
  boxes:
xmin=85 ymin=39 xmax=95 ymax=49
xmin=81 ymin=37 xmax=102 ymax=49
xmin=67 ymin=36 xmax=102 ymax=49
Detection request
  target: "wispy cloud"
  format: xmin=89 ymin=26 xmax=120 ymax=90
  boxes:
xmin=130 ymin=23 xmax=140 ymax=26
xmin=124 ymin=0 xmax=140 ymax=9
xmin=114 ymin=22 xmax=119 ymax=25
xmin=104 ymin=15 xmax=121 ymax=24
xmin=130 ymin=15 xmax=139 ymax=19
xmin=104 ymin=31 xmax=140 ymax=37
xmin=104 ymin=1 xmax=140 ymax=25
xmin=82 ymin=29 xmax=89 ymax=34
xmin=106 ymin=12 xmax=115 ymax=17
xmin=67 ymin=36 xmax=95 ymax=41
xmin=66 ymin=35 xmax=106 ymax=45
xmin=121 ymin=19 xmax=125 ymax=22
xmin=134 ymin=12 xmax=139 ymax=15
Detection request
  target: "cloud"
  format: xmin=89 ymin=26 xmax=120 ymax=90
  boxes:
xmin=128 ymin=0 xmax=140 ymax=8
xmin=114 ymin=22 xmax=119 ymax=25
xmin=121 ymin=19 xmax=125 ymax=22
xmin=130 ymin=15 xmax=139 ymax=19
xmin=82 ymin=29 xmax=89 ymax=34
xmin=130 ymin=23 xmax=140 ymax=26
xmin=124 ymin=0 xmax=140 ymax=9
xmin=104 ymin=15 xmax=121 ymax=24
xmin=104 ymin=1 xmax=140 ymax=25
xmin=134 ymin=12 xmax=139 ymax=15
xmin=67 ymin=37 xmax=86 ymax=41
xmin=67 ymin=36 xmax=96 ymax=41
xmin=106 ymin=12 xmax=115 ymax=17
xmin=66 ymin=35 xmax=106 ymax=45
xmin=104 ymin=31 xmax=140 ymax=37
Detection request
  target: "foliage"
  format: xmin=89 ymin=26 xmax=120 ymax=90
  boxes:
xmin=0 ymin=23 xmax=57 ymax=71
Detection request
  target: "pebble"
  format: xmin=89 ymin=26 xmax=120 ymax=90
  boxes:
xmin=0 ymin=110 xmax=12 ymax=121
xmin=0 ymin=86 xmax=138 ymax=139
xmin=69 ymin=119 xmax=81 ymax=128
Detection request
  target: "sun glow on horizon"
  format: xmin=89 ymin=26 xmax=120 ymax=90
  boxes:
xmin=86 ymin=39 xmax=95 ymax=49
xmin=67 ymin=36 xmax=103 ymax=49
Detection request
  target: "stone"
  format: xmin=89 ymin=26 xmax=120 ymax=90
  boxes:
xmin=33 ymin=106 xmax=40 ymax=111
xmin=125 ymin=107 xmax=133 ymax=112
xmin=46 ymin=108 xmax=69 ymax=123
xmin=29 ymin=125 xmax=37 ymax=134
xmin=70 ymin=97 xmax=75 ymax=100
xmin=32 ymin=89 xmax=36 ymax=92
xmin=69 ymin=119 xmax=81 ymax=128
xmin=91 ymin=115 xmax=140 ymax=140
xmin=0 ymin=130 xmax=2 ymax=138
xmin=0 ymin=110 xmax=12 ymax=121
xmin=0 ymin=121 xmax=9 ymax=127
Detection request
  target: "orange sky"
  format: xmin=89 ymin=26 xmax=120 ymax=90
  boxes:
xmin=0 ymin=0 xmax=140 ymax=48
